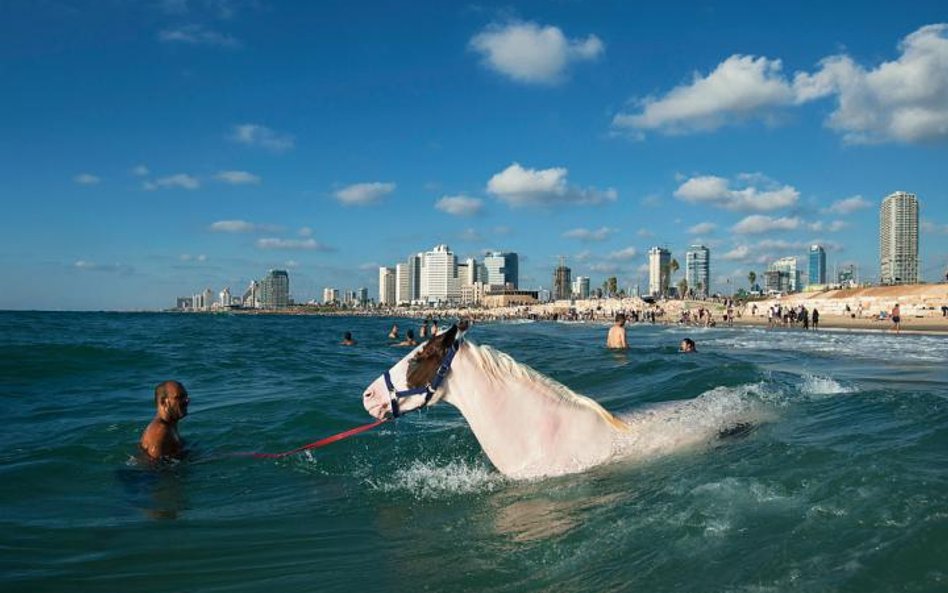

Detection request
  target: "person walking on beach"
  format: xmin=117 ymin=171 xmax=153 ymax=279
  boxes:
xmin=607 ymin=313 xmax=628 ymax=349
xmin=891 ymin=303 xmax=901 ymax=334
xmin=393 ymin=329 xmax=418 ymax=347
xmin=140 ymin=380 xmax=190 ymax=461
xmin=388 ymin=324 xmax=399 ymax=339
xmin=812 ymin=308 xmax=819 ymax=330
xmin=341 ymin=332 xmax=356 ymax=346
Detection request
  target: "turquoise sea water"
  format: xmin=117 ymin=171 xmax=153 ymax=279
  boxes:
xmin=1 ymin=311 xmax=946 ymax=593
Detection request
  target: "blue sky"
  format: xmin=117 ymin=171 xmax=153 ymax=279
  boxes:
xmin=1 ymin=1 xmax=946 ymax=310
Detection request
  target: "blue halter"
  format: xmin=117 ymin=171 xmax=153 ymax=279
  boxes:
xmin=382 ymin=339 xmax=462 ymax=418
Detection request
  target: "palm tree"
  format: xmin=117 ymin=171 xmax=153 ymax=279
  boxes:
xmin=748 ymin=271 xmax=757 ymax=289
xmin=668 ymin=258 xmax=679 ymax=297
xmin=696 ymin=281 xmax=704 ymax=298
xmin=678 ymin=278 xmax=689 ymax=298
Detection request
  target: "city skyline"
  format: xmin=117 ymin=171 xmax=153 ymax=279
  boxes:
xmin=2 ymin=3 xmax=947 ymax=310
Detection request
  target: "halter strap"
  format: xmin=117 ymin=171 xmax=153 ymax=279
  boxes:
xmin=383 ymin=339 xmax=461 ymax=418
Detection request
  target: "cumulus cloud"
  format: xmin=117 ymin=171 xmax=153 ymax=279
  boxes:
xmin=158 ymin=24 xmax=239 ymax=48
xmin=826 ymin=195 xmax=872 ymax=214
xmin=487 ymin=163 xmax=617 ymax=207
xmin=613 ymin=24 xmax=948 ymax=143
xmin=214 ymin=170 xmax=261 ymax=185
xmin=674 ymin=173 xmax=798 ymax=211
xmin=613 ymin=55 xmax=795 ymax=134
xmin=143 ymin=173 xmax=200 ymax=190
xmin=74 ymin=260 xmax=133 ymax=274
xmin=230 ymin=123 xmax=295 ymax=152
xmin=73 ymin=173 xmax=100 ymax=185
xmin=208 ymin=219 xmax=280 ymax=233
xmin=562 ymin=226 xmax=615 ymax=241
xmin=469 ymin=21 xmax=604 ymax=84
xmin=607 ymin=246 xmax=638 ymax=261
xmin=435 ymin=195 xmax=484 ymax=216
xmin=256 ymin=237 xmax=331 ymax=251
xmin=334 ymin=182 xmax=396 ymax=206
xmin=732 ymin=215 xmax=802 ymax=234
xmin=687 ymin=221 xmax=717 ymax=235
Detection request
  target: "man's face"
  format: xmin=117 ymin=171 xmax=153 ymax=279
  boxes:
xmin=160 ymin=384 xmax=190 ymax=421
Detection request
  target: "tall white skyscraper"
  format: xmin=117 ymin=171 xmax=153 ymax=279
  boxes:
xmin=685 ymin=245 xmax=710 ymax=297
xmin=420 ymin=244 xmax=459 ymax=303
xmin=880 ymin=191 xmax=919 ymax=285
xmin=395 ymin=263 xmax=411 ymax=304
xmin=572 ymin=275 xmax=590 ymax=299
xmin=322 ymin=287 xmax=339 ymax=304
xmin=378 ymin=266 xmax=395 ymax=305
xmin=648 ymin=247 xmax=671 ymax=296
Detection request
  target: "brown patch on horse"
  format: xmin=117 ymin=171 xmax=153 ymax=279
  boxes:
xmin=406 ymin=324 xmax=459 ymax=388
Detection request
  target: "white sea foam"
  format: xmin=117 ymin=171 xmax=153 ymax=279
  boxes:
xmin=368 ymin=459 xmax=504 ymax=499
xmin=800 ymin=374 xmax=856 ymax=396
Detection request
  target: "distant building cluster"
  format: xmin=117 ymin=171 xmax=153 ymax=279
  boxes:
xmin=378 ymin=245 xmax=531 ymax=307
xmin=175 ymin=269 xmax=290 ymax=311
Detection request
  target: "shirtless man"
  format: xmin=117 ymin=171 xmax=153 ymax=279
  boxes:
xmin=139 ymin=380 xmax=190 ymax=461
xmin=606 ymin=313 xmax=628 ymax=349
xmin=393 ymin=329 xmax=418 ymax=347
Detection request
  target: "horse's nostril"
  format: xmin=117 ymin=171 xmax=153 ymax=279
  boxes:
xmin=363 ymin=391 xmax=371 ymax=399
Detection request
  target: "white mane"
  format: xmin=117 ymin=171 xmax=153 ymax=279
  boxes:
xmin=458 ymin=341 xmax=629 ymax=432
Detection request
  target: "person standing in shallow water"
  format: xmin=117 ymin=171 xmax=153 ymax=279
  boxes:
xmin=607 ymin=313 xmax=628 ymax=349
xmin=140 ymin=380 xmax=189 ymax=461
xmin=891 ymin=303 xmax=901 ymax=334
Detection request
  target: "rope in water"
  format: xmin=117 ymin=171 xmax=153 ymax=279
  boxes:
xmin=232 ymin=418 xmax=388 ymax=459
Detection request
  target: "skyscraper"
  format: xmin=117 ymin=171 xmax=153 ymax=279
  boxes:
xmin=880 ymin=191 xmax=919 ymax=285
xmin=483 ymin=251 xmax=519 ymax=288
xmin=395 ymin=262 xmax=411 ymax=304
xmin=572 ymin=275 xmax=590 ymax=299
xmin=259 ymin=269 xmax=289 ymax=308
xmin=809 ymin=244 xmax=826 ymax=285
xmin=685 ymin=245 xmax=710 ymax=298
xmin=420 ymin=244 xmax=459 ymax=303
xmin=378 ymin=266 xmax=395 ymax=305
xmin=766 ymin=257 xmax=800 ymax=293
xmin=552 ymin=258 xmax=572 ymax=301
xmin=648 ymin=247 xmax=671 ymax=296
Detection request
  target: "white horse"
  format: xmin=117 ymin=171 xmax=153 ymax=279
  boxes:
xmin=363 ymin=322 xmax=762 ymax=480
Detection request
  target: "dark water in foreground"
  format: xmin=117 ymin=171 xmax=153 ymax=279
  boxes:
xmin=1 ymin=311 xmax=946 ymax=593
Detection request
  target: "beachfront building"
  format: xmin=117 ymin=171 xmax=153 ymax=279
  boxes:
xmin=395 ymin=262 xmax=411 ymax=305
xmin=553 ymin=259 xmax=572 ymax=301
xmin=809 ymin=244 xmax=827 ymax=286
xmin=880 ymin=191 xmax=919 ymax=284
xmin=572 ymin=275 xmax=590 ymax=299
xmin=242 ymin=280 xmax=260 ymax=308
xmin=420 ymin=244 xmax=460 ymax=304
xmin=648 ymin=247 xmax=671 ymax=296
xmin=219 ymin=288 xmax=232 ymax=308
xmin=685 ymin=245 xmax=710 ymax=298
xmin=322 ymin=287 xmax=339 ymax=305
xmin=483 ymin=251 xmax=519 ymax=288
xmin=357 ymin=287 xmax=369 ymax=305
xmin=259 ymin=270 xmax=289 ymax=309
xmin=378 ymin=266 xmax=396 ymax=305
xmin=764 ymin=257 xmax=800 ymax=294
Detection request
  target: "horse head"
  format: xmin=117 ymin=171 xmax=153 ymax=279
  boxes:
xmin=363 ymin=320 xmax=469 ymax=420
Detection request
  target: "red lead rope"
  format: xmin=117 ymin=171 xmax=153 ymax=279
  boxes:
xmin=233 ymin=418 xmax=388 ymax=459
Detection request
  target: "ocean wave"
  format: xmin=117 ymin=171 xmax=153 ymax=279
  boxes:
xmin=365 ymin=458 xmax=505 ymax=499
xmin=799 ymin=374 xmax=856 ymax=396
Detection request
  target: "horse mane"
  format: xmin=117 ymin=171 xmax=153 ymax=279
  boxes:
xmin=455 ymin=341 xmax=629 ymax=433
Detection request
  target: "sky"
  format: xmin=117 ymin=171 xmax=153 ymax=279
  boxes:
xmin=1 ymin=0 xmax=947 ymax=310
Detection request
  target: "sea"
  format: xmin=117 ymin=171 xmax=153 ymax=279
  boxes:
xmin=1 ymin=311 xmax=946 ymax=593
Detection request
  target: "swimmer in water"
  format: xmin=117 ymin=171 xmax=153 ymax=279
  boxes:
xmin=393 ymin=329 xmax=418 ymax=347
xmin=140 ymin=380 xmax=190 ymax=461
xmin=606 ymin=313 xmax=628 ymax=349
xmin=679 ymin=338 xmax=696 ymax=353
xmin=341 ymin=331 xmax=356 ymax=345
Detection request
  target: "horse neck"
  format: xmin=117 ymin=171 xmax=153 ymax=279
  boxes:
xmin=440 ymin=343 xmax=619 ymax=479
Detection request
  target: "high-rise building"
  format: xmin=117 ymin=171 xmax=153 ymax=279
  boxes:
xmin=685 ymin=245 xmax=710 ymax=298
xmin=483 ymin=252 xmax=519 ymax=288
xmin=572 ymin=275 xmax=590 ymax=299
xmin=420 ymin=244 xmax=459 ymax=303
xmin=260 ymin=270 xmax=289 ymax=308
xmin=809 ymin=244 xmax=827 ymax=286
xmin=552 ymin=258 xmax=572 ymax=301
xmin=648 ymin=247 xmax=671 ymax=296
xmin=242 ymin=280 xmax=260 ymax=308
xmin=395 ymin=262 xmax=411 ymax=304
xmin=766 ymin=257 xmax=800 ymax=293
xmin=880 ymin=191 xmax=919 ymax=284
xmin=378 ymin=266 xmax=396 ymax=305
xmin=219 ymin=287 xmax=231 ymax=308
xmin=322 ymin=287 xmax=339 ymax=304
xmin=407 ymin=254 xmax=422 ymax=302
xmin=357 ymin=287 xmax=369 ymax=305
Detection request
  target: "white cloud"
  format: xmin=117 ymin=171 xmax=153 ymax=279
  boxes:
xmin=143 ymin=173 xmax=200 ymax=190
xmin=826 ymin=195 xmax=872 ymax=214
xmin=637 ymin=228 xmax=655 ymax=237
xmin=131 ymin=165 xmax=149 ymax=176
xmin=73 ymin=173 xmax=100 ymax=185
xmin=922 ymin=220 xmax=948 ymax=234
xmin=607 ymin=246 xmax=638 ymax=261
xmin=214 ymin=170 xmax=261 ymax=185
xmin=562 ymin=226 xmax=615 ymax=241
xmin=487 ymin=163 xmax=617 ymax=207
xmin=810 ymin=220 xmax=849 ymax=232
xmin=721 ymin=245 xmax=752 ymax=261
xmin=469 ymin=21 xmax=604 ymax=84
xmin=794 ymin=24 xmax=948 ymax=143
xmin=687 ymin=221 xmax=717 ymax=235
xmin=334 ymin=182 xmax=396 ymax=206
xmin=674 ymin=173 xmax=798 ymax=211
xmin=613 ymin=55 xmax=795 ymax=134
xmin=435 ymin=195 xmax=484 ymax=216
xmin=73 ymin=260 xmax=133 ymax=274
xmin=613 ymin=24 xmax=948 ymax=144
xmin=256 ymin=237 xmax=331 ymax=251
xmin=298 ymin=226 xmax=313 ymax=237
xmin=230 ymin=123 xmax=295 ymax=152
xmin=209 ymin=219 xmax=279 ymax=233
xmin=732 ymin=215 xmax=802 ymax=234
xmin=179 ymin=254 xmax=207 ymax=262
xmin=158 ymin=24 xmax=239 ymax=48
xmin=459 ymin=228 xmax=482 ymax=242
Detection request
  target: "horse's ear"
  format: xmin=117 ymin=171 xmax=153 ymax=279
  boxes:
xmin=457 ymin=319 xmax=471 ymax=334
xmin=418 ymin=324 xmax=458 ymax=358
